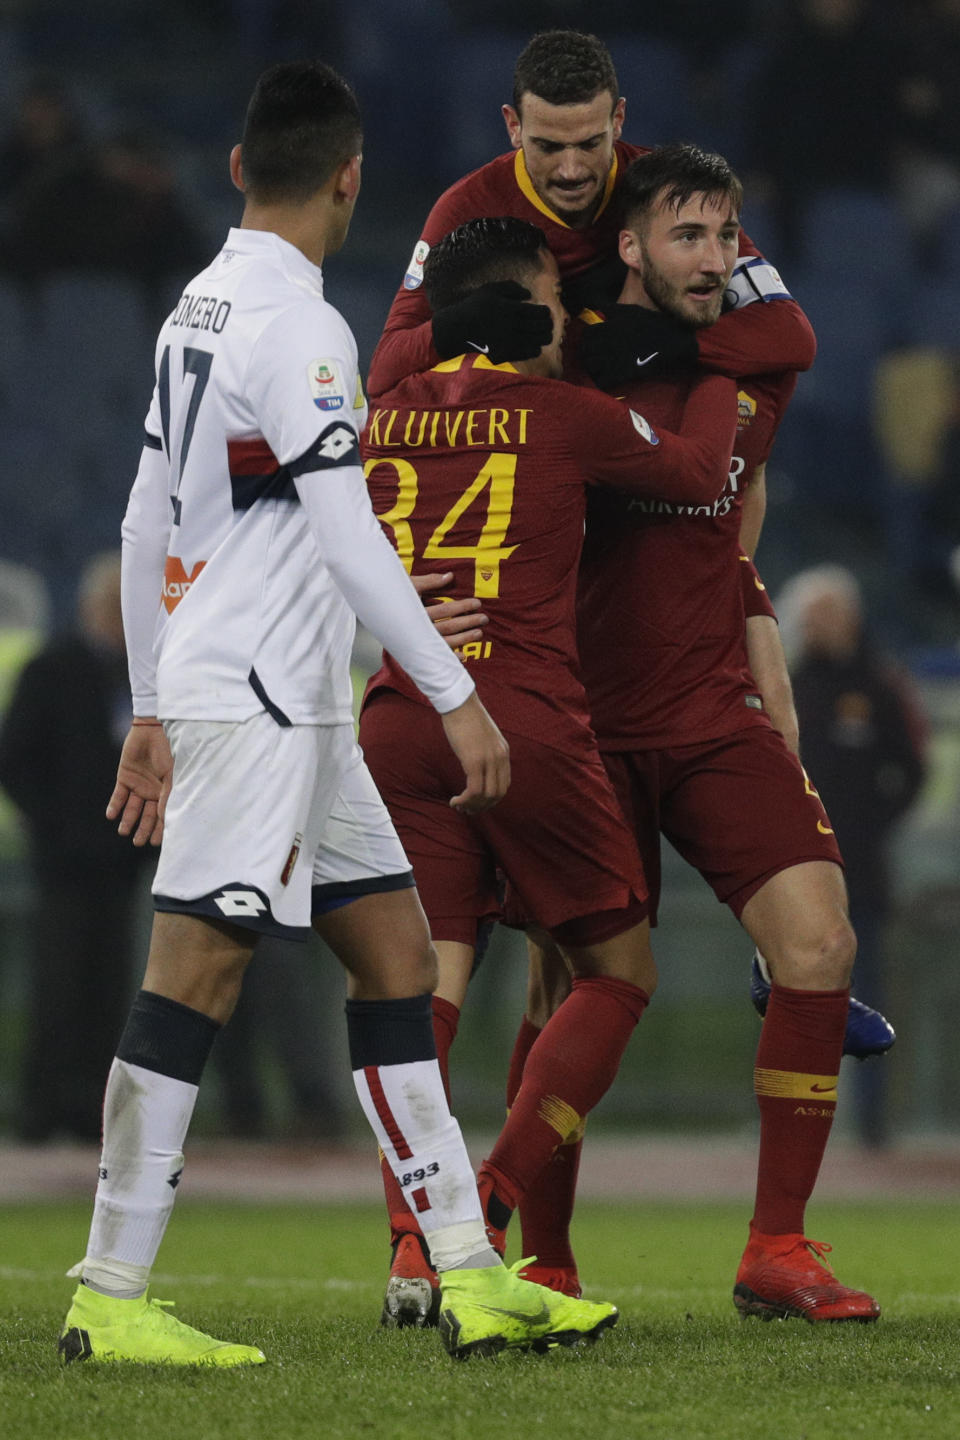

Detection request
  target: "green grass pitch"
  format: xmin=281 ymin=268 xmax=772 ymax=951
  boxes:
xmin=1 ymin=1199 xmax=958 ymax=1440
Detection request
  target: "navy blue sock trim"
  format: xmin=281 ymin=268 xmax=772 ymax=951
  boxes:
xmin=345 ymin=992 xmax=436 ymax=1070
xmin=115 ymin=989 xmax=220 ymax=1086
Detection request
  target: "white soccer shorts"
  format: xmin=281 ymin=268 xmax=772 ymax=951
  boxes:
xmin=309 ymin=738 xmax=413 ymax=910
xmin=153 ymin=714 xmax=409 ymax=939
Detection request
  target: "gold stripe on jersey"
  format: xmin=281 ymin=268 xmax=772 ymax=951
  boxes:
xmin=514 ymin=149 xmax=619 ymax=228
xmin=754 ymin=1068 xmax=838 ymax=1102
xmin=538 ymin=1094 xmax=584 ymax=1142
xmin=431 ymin=354 xmax=520 ymax=375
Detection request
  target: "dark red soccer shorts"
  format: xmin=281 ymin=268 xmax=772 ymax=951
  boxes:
xmin=600 ymin=725 xmax=844 ymax=925
xmin=359 ymin=689 xmax=649 ymax=947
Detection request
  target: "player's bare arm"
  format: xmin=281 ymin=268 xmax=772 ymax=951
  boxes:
xmin=106 ymin=720 xmax=174 ymax=848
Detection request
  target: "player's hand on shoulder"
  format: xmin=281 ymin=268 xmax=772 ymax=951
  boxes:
xmin=578 ymin=305 xmax=699 ymax=390
xmin=432 ymin=280 xmax=553 ymax=364
xmin=410 ymin=571 xmax=488 ymax=651
xmin=440 ymin=691 xmax=510 ymax=812
xmin=107 ymin=721 xmax=174 ymax=848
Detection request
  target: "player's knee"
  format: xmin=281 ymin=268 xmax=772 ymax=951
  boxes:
xmin=771 ymin=913 xmax=856 ymax=990
xmin=819 ymin=914 xmax=857 ymax=987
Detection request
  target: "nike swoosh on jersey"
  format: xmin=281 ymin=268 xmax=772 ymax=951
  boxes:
xmin=636 ymin=351 xmax=660 ymax=366
xmin=468 ymin=341 xmax=491 ymax=354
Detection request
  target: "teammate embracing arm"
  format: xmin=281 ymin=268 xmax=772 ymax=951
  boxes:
xmin=369 ymin=29 xmax=814 ymax=397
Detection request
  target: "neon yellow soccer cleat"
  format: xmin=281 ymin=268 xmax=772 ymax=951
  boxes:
xmin=438 ymin=1259 xmax=618 ymax=1360
xmin=58 ymin=1284 xmax=267 ymax=1366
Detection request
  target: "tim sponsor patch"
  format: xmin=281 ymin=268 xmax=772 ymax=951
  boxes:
xmin=629 ymin=409 xmax=660 ymax=446
xmin=403 ymin=239 xmax=430 ymax=290
xmin=308 ymin=358 xmax=346 ymax=411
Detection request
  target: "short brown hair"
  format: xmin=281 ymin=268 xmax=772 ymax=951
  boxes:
xmin=620 ymin=144 xmax=743 ymax=230
xmin=512 ymin=30 xmax=618 ymax=113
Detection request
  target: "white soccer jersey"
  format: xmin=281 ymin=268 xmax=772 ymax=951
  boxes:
xmin=123 ymin=227 xmax=473 ymax=724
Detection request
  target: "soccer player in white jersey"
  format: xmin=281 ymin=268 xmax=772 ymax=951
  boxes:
xmin=58 ymin=60 xmax=619 ymax=1367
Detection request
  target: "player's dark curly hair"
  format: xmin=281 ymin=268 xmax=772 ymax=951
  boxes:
xmin=620 ymin=144 xmax=743 ymax=230
xmin=423 ymin=217 xmax=549 ymax=311
xmin=240 ymin=60 xmax=362 ymax=203
xmin=512 ymin=30 xmax=619 ymax=113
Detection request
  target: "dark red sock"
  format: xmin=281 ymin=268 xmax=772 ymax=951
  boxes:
xmin=752 ymin=983 xmax=848 ymax=1235
xmin=484 ymin=976 xmax=648 ymax=1211
xmin=506 ymin=1015 xmax=582 ymax=1269
xmin=506 ymin=1015 xmax=541 ymax=1109
xmin=380 ymin=995 xmax=461 ymax=1249
xmin=431 ymin=994 xmax=460 ymax=1105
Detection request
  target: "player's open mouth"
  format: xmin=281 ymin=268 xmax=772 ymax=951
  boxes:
xmin=687 ymin=284 xmax=720 ymax=298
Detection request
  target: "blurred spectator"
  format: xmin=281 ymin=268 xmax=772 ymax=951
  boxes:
xmin=747 ymin=0 xmax=905 ymax=259
xmin=0 ymin=562 xmax=50 ymax=861
xmin=874 ymin=348 xmax=959 ymax=612
xmin=0 ymin=73 xmax=84 ymax=210
xmin=777 ymin=565 xmax=928 ymax=1146
xmin=894 ymin=0 xmax=960 ymax=253
xmin=0 ymin=552 xmax=153 ymax=1142
xmin=1 ymin=126 xmax=207 ymax=304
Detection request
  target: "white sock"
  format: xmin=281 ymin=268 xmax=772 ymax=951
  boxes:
xmin=353 ymin=1058 xmax=497 ymax=1271
xmin=80 ymin=1058 xmax=198 ymax=1297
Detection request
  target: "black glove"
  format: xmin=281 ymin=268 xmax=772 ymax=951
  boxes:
xmin=562 ymin=253 xmax=628 ymax=316
xmin=578 ymin=305 xmax=699 ymax=390
xmin=431 ymin=280 xmax=553 ymax=363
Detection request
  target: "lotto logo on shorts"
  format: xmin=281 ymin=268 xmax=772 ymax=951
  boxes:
xmin=213 ymin=888 xmax=269 ymax=919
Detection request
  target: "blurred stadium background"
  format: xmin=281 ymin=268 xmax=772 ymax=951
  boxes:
xmin=0 ymin=0 xmax=959 ymax=1157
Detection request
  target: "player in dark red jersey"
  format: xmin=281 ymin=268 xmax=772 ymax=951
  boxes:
xmin=359 ymin=215 xmax=739 ymax=1327
xmin=367 ymin=29 xmax=815 ymax=400
xmin=368 ymin=21 xmax=889 ymax=1056
xmin=506 ymin=145 xmax=880 ymax=1323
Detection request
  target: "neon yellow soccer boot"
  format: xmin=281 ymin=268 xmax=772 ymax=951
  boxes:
xmin=59 ymin=1283 xmax=266 ymax=1366
xmin=438 ymin=1258 xmax=618 ymax=1359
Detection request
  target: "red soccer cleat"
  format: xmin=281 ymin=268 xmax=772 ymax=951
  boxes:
xmin=380 ymin=1231 xmax=440 ymax=1329
xmin=517 ymin=1261 xmax=582 ymax=1298
xmin=734 ymin=1228 xmax=881 ymax=1323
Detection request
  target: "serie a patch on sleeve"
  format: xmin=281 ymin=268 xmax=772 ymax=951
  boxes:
xmin=404 ymin=239 xmax=430 ymax=290
xmin=307 ymin=358 xmax=347 ymax=411
xmin=629 ymin=410 xmax=660 ymax=446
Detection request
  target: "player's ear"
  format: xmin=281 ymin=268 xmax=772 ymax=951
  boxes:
xmin=229 ymin=144 xmax=244 ymax=193
xmin=611 ymin=97 xmax=626 ymax=142
xmin=334 ymin=153 xmax=362 ymax=204
xmin=619 ymin=226 xmax=642 ymax=269
xmin=502 ymin=104 xmax=522 ymax=150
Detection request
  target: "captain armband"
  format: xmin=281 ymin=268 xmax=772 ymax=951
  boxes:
xmin=724 ymin=257 xmax=792 ymax=311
